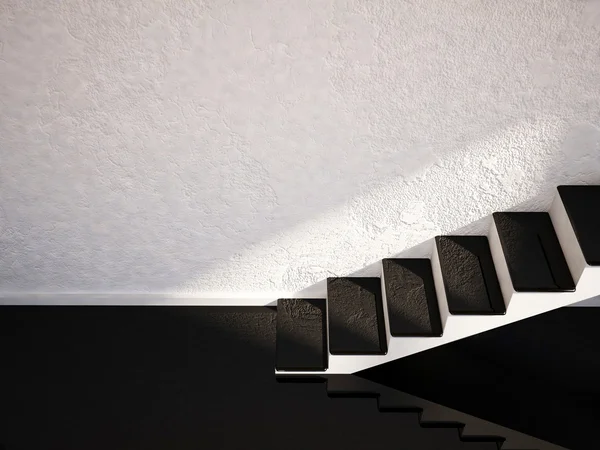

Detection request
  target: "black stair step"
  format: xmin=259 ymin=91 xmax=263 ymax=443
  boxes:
xmin=276 ymin=299 xmax=328 ymax=371
xmin=327 ymin=277 xmax=387 ymax=355
xmin=435 ymin=236 xmax=506 ymax=315
xmin=493 ymin=212 xmax=575 ymax=292
xmin=382 ymin=259 xmax=443 ymax=337
xmin=558 ymin=185 xmax=600 ymax=266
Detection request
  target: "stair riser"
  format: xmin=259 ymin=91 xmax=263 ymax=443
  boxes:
xmin=379 ymin=266 xmax=392 ymax=349
xmin=431 ymin=242 xmax=450 ymax=329
xmin=488 ymin=218 xmax=516 ymax=309
xmin=549 ymin=192 xmax=587 ymax=284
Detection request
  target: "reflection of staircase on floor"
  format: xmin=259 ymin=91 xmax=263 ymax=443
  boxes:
xmin=281 ymin=375 xmax=566 ymax=450
xmin=275 ymin=185 xmax=600 ymax=374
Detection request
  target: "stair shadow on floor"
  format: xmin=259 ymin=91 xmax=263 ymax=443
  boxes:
xmin=322 ymin=374 xmax=564 ymax=450
xmin=358 ymin=307 xmax=600 ymax=450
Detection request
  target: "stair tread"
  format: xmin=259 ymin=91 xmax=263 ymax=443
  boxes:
xmin=276 ymin=299 xmax=328 ymax=371
xmin=382 ymin=259 xmax=443 ymax=337
xmin=558 ymin=185 xmax=600 ymax=266
xmin=493 ymin=212 xmax=575 ymax=292
xmin=436 ymin=236 xmax=506 ymax=315
xmin=327 ymin=277 xmax=387 ymax=355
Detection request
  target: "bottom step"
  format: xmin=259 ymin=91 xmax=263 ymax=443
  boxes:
xmin=276 ymin=299 xmax=328 ymax=371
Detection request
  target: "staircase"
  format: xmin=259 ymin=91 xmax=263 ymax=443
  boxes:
xmin=275 ymin=185 xmax=600 ymax=375
xmin=291 ymin=375 xmax=566 ymax=450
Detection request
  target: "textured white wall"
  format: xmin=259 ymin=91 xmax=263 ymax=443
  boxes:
xmin=1 ymin=0 xmax=600 ymax=296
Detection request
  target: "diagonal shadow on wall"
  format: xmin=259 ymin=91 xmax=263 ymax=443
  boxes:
xmin=2 ymin=1 xmax=600 ymax=296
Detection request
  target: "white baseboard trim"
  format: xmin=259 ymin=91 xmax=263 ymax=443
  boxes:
xmin=1 ymin=292 xmax=599 ymax=307
xmin=0 ymin=293 xmax=280 ymax=306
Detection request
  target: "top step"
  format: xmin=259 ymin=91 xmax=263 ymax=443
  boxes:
xmin=558 ymin=185 xmax=600 ymax=266
xmin=493 ymin=212 xmax=575 ymax=292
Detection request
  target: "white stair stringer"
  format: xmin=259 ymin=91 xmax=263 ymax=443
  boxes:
xmin=276 ymin=190 xmax=600 ymax=375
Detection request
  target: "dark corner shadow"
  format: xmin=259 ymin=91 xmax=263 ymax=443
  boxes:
xmin=0 ymin=306 xmax=499 ymax=450
xmin=0 ymin=306 xmax=279 ymax=450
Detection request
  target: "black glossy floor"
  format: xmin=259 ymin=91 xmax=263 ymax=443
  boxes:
xmin=361 ymin=306 xmax=600 ymax=450
xmin=0 ymin=306 xmax=495 ymax=450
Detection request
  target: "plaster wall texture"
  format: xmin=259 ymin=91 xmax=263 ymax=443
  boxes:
xmin=1 ymin=0 xmax=600 ymax=296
